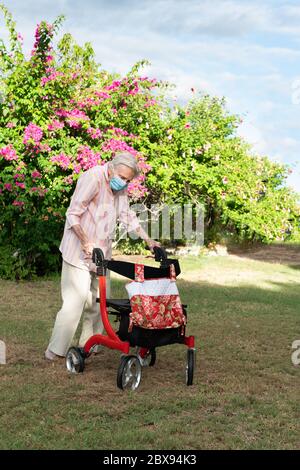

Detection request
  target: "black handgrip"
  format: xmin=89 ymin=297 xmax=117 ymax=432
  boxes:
xmin=153 ymin=246 xmax=169 ymax=267
xmin=92 ymin=248 xmax=104 ymax=266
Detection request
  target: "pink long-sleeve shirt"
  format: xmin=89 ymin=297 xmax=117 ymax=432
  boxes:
xmin=59 ymin=162 xmax=142 ymax=270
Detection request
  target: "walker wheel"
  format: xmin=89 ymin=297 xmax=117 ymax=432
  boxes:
xmin=186 ymin=348 xmax=196 ymax=386
xmin=66 ymin=347 xmax=85 ymax=374
xmin=117 ymin=355 xmax=142 ymax=391
xmin=137 ymin=348 xmax=156 ymax=367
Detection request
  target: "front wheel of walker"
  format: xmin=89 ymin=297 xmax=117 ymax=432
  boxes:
xmin=66 ymin=347 xmax=85 ymax=374
xmin=117 ymin=355 xmax=142 ymax=391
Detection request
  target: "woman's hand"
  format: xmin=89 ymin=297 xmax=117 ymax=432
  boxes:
xmin=146 ymin=238 xmax=161 ymax=253
xmin=81 ymin=241 xmax=95 ymax=258
xmin=82 ymin=243 xmax=97 ymax=272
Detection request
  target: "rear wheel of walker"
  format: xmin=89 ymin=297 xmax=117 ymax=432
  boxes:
xmin=66 ymin=347 xmax=85 ymax=374
xmin=186 ymin=348 xmax=196 ymax=386
xmin=117 ymin=355 xmax=142 ymax=390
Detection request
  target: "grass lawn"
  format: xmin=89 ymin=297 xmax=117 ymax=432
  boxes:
xmin=0 ymin=251 xmax=299 ymax=450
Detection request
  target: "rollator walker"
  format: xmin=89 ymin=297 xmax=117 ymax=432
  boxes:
xmin=66 ymin=246 xmax=196 ymax=390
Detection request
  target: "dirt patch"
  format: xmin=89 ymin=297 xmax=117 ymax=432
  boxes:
xmin=228 ymin=243 xmax=300 ymax=266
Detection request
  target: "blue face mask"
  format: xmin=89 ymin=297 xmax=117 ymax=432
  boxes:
xmin=110 ymin=175 xmax=128 ymax=192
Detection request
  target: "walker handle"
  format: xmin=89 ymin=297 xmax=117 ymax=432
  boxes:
xmin=92 ymin=248 xmax=107 ymax=275
xmin=153 ymin=246 xmax=169 ymax=267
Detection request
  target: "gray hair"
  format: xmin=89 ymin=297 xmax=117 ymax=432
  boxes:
xmin=109 ymin=152 xmax=140 ymax=177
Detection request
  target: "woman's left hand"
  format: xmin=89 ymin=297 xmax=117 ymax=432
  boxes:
xmin=146 ymin=238 xmax=161 ymax=253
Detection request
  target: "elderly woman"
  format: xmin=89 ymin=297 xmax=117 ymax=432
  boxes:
xmin=45 ymin=152 xmax=159 ymax=361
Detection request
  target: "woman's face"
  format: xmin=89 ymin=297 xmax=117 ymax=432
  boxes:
xmin=109 ymin=164 xmax=135 ymax=184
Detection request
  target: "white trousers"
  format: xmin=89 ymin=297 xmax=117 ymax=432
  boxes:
xmin=47 ymin=260 xmax=110 ymax=356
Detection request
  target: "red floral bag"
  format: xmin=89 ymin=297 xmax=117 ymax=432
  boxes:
xmin=125 ymin=263 xmax=186 ymax=331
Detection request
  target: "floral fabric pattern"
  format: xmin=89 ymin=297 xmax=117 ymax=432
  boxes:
xmin=134 ymin=263 xmax=145 ymax=282
xmin=127 ymin=263 xmax=185 ymax=330
xmin=129 ymin=294 xmax=185 ymax=330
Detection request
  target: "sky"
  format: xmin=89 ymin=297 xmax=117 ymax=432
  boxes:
xmin=1 ymin=0 xmax=300 ymax=194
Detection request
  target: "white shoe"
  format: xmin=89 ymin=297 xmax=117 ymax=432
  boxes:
xmin=44 ymin=348 xmax=60 ymax=361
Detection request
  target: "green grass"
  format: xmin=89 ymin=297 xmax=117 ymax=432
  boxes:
xmin=0 ymin=254 xmax=299 ymax=450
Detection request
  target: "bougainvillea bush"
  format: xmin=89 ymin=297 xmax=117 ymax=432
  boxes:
xmin=0 ymin=5 xmax=299 ymax=279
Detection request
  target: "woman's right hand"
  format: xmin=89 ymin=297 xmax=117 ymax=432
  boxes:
xmin=81 ymin=241 xmax=95 ymax=258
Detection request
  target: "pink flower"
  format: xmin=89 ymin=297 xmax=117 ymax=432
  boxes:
xmin=222 ymin=177 xmax=228 ymax=185
xmin=68 ymin=109 xmax=88 ymax=119
xmin=75 ymin=97 xmax=102 ymax=108
xmin=87 ymin=127 xmax=102 ymax=139
xmin=55 ymin=108 xmax=90 ymax=128
xmin=94 ymin=91 xmax=111 ymax=100
xmin=137 ymin=157 xmax=152 ymax=173
xmin=13 ymin=173 xmax=25 ymax=181
xmin=51 ymin=153 xmax=71 ymax=169
xmin=0 ymin=145 xmax=18 ymax=161
xmin=15 ymin=182 xmax=25 ymax=189
xmin=31 ymin=170 xmax=42 ymax=179
xmin=6 ymin=122 xmax=16 ymax=128
xmin=48 ymin=120 xmax=64 ymax=131
xmin=127 ymin=86 xmax=140 ymax=96
xmin=144 ymin=99 xmax=157 ymax=108
xmin=39 ymin=144 xmax=51 ymax=152
xmin=76 ymin=145 xmax=101 ymax=170
xmin=55 ymin=109 xmax=69 ymax=118
xmin=4 ymin=183 xmax=12 ymax=191
xmin=31 ymin=21 xmax=54 ymax=58
xmin=30 ymin=187 xmax=48 ymax=197
xmin=23 ymin=123 xmax=43 ymax=145
xmin=127 ymin=174 xmax=149 ymax=200
xmin=101 ymin=139 xmax=138 ymax=155
xmin=105 ymin=80 xmax=122 ymax=91
xmin=184 ymin=123 xmax=191 ymax=129
xmin=109 ymin=127 xmax=129 ymax=136
xmin=41 ymin=70 xmax=63 ymax=86
xmin=12 ymin=200 xmax=25 ymax=207
xmin=64 ymin=109 xmax=90 ymax=128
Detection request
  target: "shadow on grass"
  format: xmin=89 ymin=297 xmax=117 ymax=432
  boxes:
xmin=227 ymin=243 xmax=300 ymax=271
